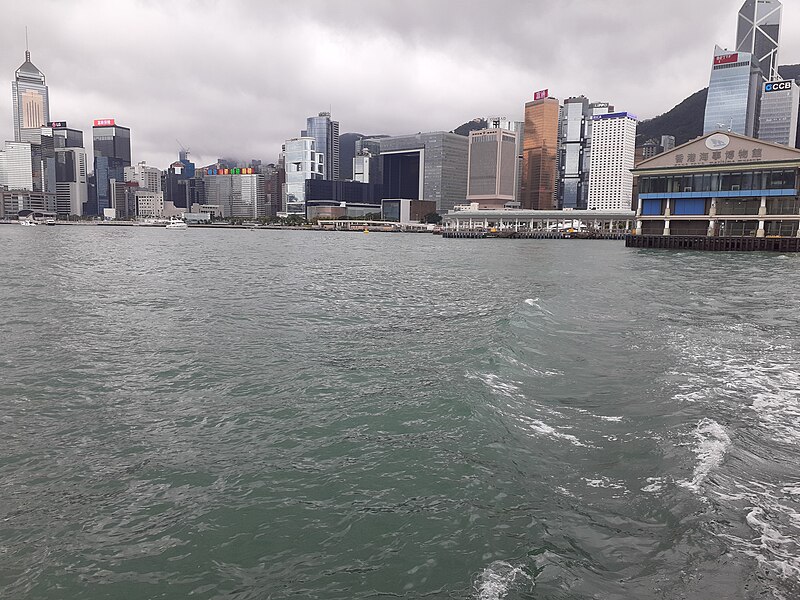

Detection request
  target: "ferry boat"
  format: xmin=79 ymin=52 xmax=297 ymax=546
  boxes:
xmin=166 ymin=217 xmax=188 ymax=229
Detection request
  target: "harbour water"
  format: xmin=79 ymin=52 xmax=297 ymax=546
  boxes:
xmin=1 ymin=227 xmax=799 ymax=599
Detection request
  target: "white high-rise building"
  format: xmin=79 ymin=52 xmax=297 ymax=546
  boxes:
xmin=280 ymin=137 xmax=324 ymax=216
xmin=588 ymin=112 xmax=637 ymax=211
xmin=12 ymin=51 xmax=50 ymax=142
xmin=737 ymin=0 xmax=782 ymax=81
xmin=353 ymin=151 xmax=371 ymax=183
xmin=124 ymin=161 xmax=162 ymax=193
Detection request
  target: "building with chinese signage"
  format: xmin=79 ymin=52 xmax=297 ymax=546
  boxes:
xmin=632 ymin=131 xmax=800 ymax=242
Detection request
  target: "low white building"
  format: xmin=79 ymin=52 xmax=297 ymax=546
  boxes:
xmin=136 ymin=190 xmax=164 ymax=218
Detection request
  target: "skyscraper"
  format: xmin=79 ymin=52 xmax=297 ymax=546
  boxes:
xmin=92 ymin=119 xmax=131 ymax=215
xmin=281 ymin=137 xmax=324 ymax=215
xmin=466 ymin=128 xmax=518 ymax=209
xmin=737 ymin=0 xmax=782 ymax=81
xmin=303 ymin=112 xmax=340 ymax=180
xmin=588 ymin=113 xmax=637 ymax=211
xmin=703 ymin=46 xmax=762 ymax=137
xmin=520 ymin=95 xmax=560 ymax=210
xmin=758 ymin=79 xmax=800 ymax=147
xmin=12 ymin=50 xmax=50 ymax=142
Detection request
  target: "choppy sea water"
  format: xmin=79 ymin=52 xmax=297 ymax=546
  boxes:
xmin=1 ymin=225 xmax=799 ymax=600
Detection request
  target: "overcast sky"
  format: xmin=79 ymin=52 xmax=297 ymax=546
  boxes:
xmin=1 ymin=0 xmax=797 ymax=169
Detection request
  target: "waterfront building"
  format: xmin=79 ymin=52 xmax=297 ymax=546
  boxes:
xmin=521 ymin=95 xmax=560 ymax=210
xmin=0 ymin=135 xmax=56 ymax=213
xmin=703 ymin=46 xmax=762 ymax=137
xmin=110 ymin=180 xmax=139 ymax=219
xmin=135 ymin=190 xmax=165 ymax=219
xmin=758 ymin=79 xmax=800 ymax=147
xmin=54 ymin=146 xmax=87 ymax=216
xmin=633 ymin=131 xmax=800 ymax=240
xmin=303 ymin=112 xmax=340 ymax=180
xmin=588 ymin=112 xmax=637 ymax=211
xmin=353 ymin=150 xmax=372 ymax=183
xmin=378 ymin=132 xmax=468 ymax=214
xmin=304 ymin=179 xmax=383 ymax=220
xmin=466 ymin=128 xmax=518 ymax=209
xmin=737 ymin=0 xmax=782 ymax=81
xmin=203 ymin=167 xmax=266 ymax=219
xmin=92 ymin=119 xmax=131 ymax=215
xmin=486 ymin=117 xmax=524 ymax=201
xmin=280 ymin=137 xmax=324 ymax=216
xmin=382 ymin=199 xmax=437 ymax=223
xmin=442 ymin=208 xmax=634 ymax=233
xmin=261 ymin=162 xmax=285 ymax=217
xmin=12 ymin=50 xmax=50 ymax=142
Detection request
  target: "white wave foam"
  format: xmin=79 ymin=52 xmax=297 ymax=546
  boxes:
xmin=473 ymin=561 xmax=532 ymax=600
xmin=682 ymin=419 xmax=731 ymax=493
xmin=523 ymin=298 xmax=539 ymax=306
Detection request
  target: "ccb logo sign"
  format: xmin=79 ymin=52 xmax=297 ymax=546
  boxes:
xmin=765 ymin=81 xmax=793 ymax=92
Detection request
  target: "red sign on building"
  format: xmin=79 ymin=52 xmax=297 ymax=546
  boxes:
xmin=533 ymin=89 xmax=549 ymax=101
xmin=714 ymin=53 xmax=739 ymax=66
xmin=93 ymin=118 xmax=116 ymax=127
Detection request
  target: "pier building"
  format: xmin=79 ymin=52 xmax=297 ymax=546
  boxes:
xmin=631 ymin=131 xmax=800 ymax=250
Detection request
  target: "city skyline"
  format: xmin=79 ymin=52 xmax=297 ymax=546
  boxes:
xmin=2 ymin=0 xmax=797 ymax=169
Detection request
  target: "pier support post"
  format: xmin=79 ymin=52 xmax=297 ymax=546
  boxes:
xmin=757 ymin=220 xmax=766 ymax=238
xmin=663 ymin=219 xmax=670 ymax=236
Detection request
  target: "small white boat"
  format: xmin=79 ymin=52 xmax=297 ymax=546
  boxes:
xmin=19 ymin=220 xmax=37 ymax=227
xmin=166 ymin=217 xmax=188 ymax=229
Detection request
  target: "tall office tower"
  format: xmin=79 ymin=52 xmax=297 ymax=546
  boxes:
xmin=54 ymin=146 xmax=87 ymax=216
xmin=124 ymin=161 xmax=161 ymax=192
xmin=50 ymin=123 xmax=84 ymax=148
xmin=559 ymin=97 xmax=590 ymax=210
xmin=12 ymin=51 xmax=50 ymax=142
xmin=737 ymin=0 xmax=782 ymax=81
xmin=660 ymin=135 xmax=676 ymax=152
xmin=588 ymin=112 xmax=637 ymax=211
xmin=281 ymin=137 xmax=324 ymax=215
xmin=92 ymin=119 xmax=131 ymax=215
xmin=758 ymin=79 xmax=800 ymax=146
xmin=303 ymin=112 xmax=340 ymax=180
xmin=466 ymin=128 xmax=518 ymax=209
xmin=521 ymin=95 xmax=560 ymax=210
xmin=378 ymin=132 xmax=469 ymax=214
xmin=703 ymin=46 xmax=762 ymax=136
xmin=485 ymin=117 xmax=524 ymax=201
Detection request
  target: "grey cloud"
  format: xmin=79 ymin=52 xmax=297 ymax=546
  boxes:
xmin=0 ymin=0 xmax=796 ymax=169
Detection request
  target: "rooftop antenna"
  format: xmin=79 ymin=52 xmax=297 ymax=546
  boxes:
xmin=25 ymin=26 xmax=30 ymax=61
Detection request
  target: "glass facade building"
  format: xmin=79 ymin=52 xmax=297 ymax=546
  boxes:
xmin=703 ymin=47 xmax=761 ymax=137
xmin=92 ymin=123 xmax=131 ymax=214
xmin=378 ymin=132 xmax=469 ymax=214
xmin=521 ymin=97 xmax=560 ymax=210
xmin=758 ymin=80 xmax=799 ymax=147
xmin=303 ymin=112 xmax=339 ymax=181
xmin=737 ymin=0 xmax=782 ymax=80
xmin=12 ymin=51 xmax=50 ymax=143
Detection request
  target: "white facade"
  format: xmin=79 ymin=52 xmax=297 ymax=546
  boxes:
xmin=0 ymin=141 xmax=34 ymax=190
xmin=353 ymin=153 xmax=371 ymax=183
xmin=588 ymin=113 xmax=637 ymax=211
xmin=136 ymin=191 xmax=164 ymax=218
xmin=466 ymin=128 xmax=518 ymax=204
xmin=281 ymin=137 xmax=323 ymax=215
xmin=124 ymin=161 xmax=162 ymax=192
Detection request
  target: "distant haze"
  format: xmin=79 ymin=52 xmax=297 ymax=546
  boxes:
xmin=1 ymin=0 xmax=797 ymax=168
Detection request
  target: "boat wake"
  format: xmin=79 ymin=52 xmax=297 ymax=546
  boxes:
xmin=681 ymin=418 xmax=731 ymax=494
xmin=473 ymin=561 xmax=532 ymax=600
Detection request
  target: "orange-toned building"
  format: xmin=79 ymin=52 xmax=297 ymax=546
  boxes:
xmin=520 ymin=97 xmax=560 ymax=210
